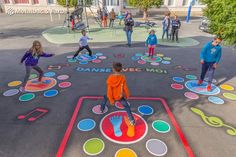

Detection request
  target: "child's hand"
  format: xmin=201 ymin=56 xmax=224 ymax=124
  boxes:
xmin=213 ymin=63 xmax=218 ymax=68
xmin=200 ymin=60 xmax=204 ymax=64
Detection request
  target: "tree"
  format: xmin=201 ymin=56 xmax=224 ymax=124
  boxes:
xmin=201 ymin=0 xmax=236 ymax=46
xmin=128 ymin=0 xmax=163 ymax=19
xmin=57 ymin=0 xmax=92 ymax=8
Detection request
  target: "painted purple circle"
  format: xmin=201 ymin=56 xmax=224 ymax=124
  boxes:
xmin=184 ymin=92 xmax=199 ymax=100
xmin=66 ymin=55 xmax=74 ymax=59
xmin=3 ymin=89 xmax=19 ymax=96
xmin=99 ymin=56 xmax=107 ymax=60
xmin=92 ymin=59 xmax=102 ymax=63
xmin=171 ymin=83 xmax=184 ymax=90
xmin=138 ymin=60 xmax=146 ymax=65
xmin=58 ymin=82 xmax=72 ymax=88
xmin=57 ymin=75 xmax=70 ymax=80
xmin=150 ymin=62 xmax=160 ymax=66
xmin=92 ymin=105 xmax=108 ymax=114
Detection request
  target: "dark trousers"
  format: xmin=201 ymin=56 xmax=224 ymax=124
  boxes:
xmin=200 ymin=62 xmax=215 ymax=84
xmin=73 ymin=45 xmax=92 ymax=58
xmin=109 ymin=19 xmax=115 ymax=27
xmin=22 ymin=65 xmax=43 ymax=87
xmin=171 ymin=28 xmax=179 ymax=41
xmin=162 ymin=28 xmax=169 ymax=39
xmin=101 ymin=95 xmax=135 ymax=122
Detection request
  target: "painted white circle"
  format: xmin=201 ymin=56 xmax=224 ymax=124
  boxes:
xmin=57 ymin=75 xmax=70 ymax=80
xmin=146 ymin=139 xmax=168 ymax=156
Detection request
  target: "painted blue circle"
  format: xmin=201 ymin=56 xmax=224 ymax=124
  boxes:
xmin=44 ymin=72 xmax=56 ymax=77
xmin=135 ymin=53 xmax=143 ymax=57
xmin=43 ymin=89 xmax=58 ymax=97
xmin=138 ymin=105 xmax=154 ymax=115
xmin=79 ymin=60 xmax=89 ymax=65
xmin=186 ymin=74 xmax=197 ymax=80
xmin=208 ymin=96 xmax=224 ymax=104
xmin=131 ymin=56 xmax=140 ymax=61
xmin=95 ymin=52 xmax=103 ymax=56
xmin=161 ymin=60 xmax=171 ymax=65
xmin=185 ymin=80 xmax=220 ymax=95
xmin=173 ymin=77 xmax=184 ymax=83
xmin=77 ymin=118 xmax=96 ymax=131
xmin=76 ymin=54 xmax=97 ymax=61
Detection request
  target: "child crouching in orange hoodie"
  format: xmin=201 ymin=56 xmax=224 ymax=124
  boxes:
xmin=100 ymin=62 xmax=135 ymax=125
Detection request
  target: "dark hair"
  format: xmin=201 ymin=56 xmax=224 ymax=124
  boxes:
xmin=214 ymin=36 xmax=223 ymax=41
xmin=113 ymin=62 xmax=122 ymax=72
xmin=81 ymin=30 xmax=86 ymax=34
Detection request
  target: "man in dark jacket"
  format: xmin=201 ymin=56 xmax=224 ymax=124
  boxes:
xmin=171 ymin=15 xmax=181 ymax=42
xmin=124 ymin=13 xmax=134 ymax=47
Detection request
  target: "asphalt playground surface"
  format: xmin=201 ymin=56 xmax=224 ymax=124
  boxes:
xmin=0 ymin=14 xmax=236 ymax=157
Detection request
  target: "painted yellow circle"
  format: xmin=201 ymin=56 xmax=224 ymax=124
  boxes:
xmin=8 ymin=81 xmax=22 ymax=87
xmin=220 ymin=84 xmax=234 ymax=91
xmin=115 ymin=148 xmax=137 ymax=157
xmin=156 ymin=53 xmax=164 ymax=57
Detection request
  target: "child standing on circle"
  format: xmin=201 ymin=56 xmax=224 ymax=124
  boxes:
xmin=100 ymin=62 xmax=135 ymax=126
xmin=145 ymin=29 xmax=158 ymax=57
xmin=198 ymin=36 xmax=222 ymax=91
xmin=73 ymin=30 xmax=93 ymax=59
xmin=20 ymin=40 xmax=54 ymax=92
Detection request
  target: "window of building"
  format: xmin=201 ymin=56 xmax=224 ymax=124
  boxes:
xmin=3 ymin=0 xmax=10 ymax=3
xmin=168 ymin=0 xmax=174 ymax=6
xmin=14 ymin=0 xmax=29 ymax=3
xmin=33 ymin=0 xmax=39 ymax=4
xmin=48 ymin=0 xmax=55 ymax=4
xmin=182 ymin=0 xmax=189 ymax=6
xmin=105 ymin=0 xmax=119 ymax=6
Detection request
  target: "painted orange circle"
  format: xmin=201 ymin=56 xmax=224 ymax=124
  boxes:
xmin=25 ymin=77 xmax=57 ymax=92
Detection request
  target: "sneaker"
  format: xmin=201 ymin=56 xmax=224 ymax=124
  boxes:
xmin=207 ymin=84 xmax=212 ymax=91
xmin=198 ymin=80 xmax=203 ymax=85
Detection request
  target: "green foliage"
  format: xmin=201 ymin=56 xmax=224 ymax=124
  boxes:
xmin=128 ymin=0 xmax=163 ymax=10
xmin=201 ymin=0 xmax=236 ymax=45
xmin=57 ymin=0 xmax=92 ymax=7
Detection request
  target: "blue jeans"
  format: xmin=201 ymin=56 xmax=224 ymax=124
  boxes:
xmin=200 ymin=62 xmax=215 ymax=84
xmin=126 ymin=30 xmax=132 ymax=45
xmin=101 ymin=95 xmax=135 ymax=122
xmin=162 ymin=28 xmax=169 ymax=39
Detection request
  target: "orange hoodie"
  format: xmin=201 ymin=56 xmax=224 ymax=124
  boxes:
xmin=106 ymin=74 xmax=130 ymax=105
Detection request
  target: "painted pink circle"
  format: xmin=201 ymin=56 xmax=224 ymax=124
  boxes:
xmin=99 ymin=56 xmax=107 ymax=60
xmin=171 ymin=83 xmax=184 ymax=90
xmin=184 ymin=92 xmax=199 ymax=100
xmin=92 ymin=105 xmax=108 ymax=114
xmin=57 ymin=75 xmax=70 ymax=80
xmin=92 ymin=59 xmax=102 ymax=63
xmin=66 ymin=55 xmax=74 ymax=59
xmin=151 ymin=62 xmax=159 ymax=66
xmin=58 ymin=82 xmax=72 ymax=88
xmin=138 ymin=60 xmax=146 ymax=65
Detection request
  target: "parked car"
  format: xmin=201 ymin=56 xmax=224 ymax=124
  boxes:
xmin=199 ymin=17 xmax=210 ymax=32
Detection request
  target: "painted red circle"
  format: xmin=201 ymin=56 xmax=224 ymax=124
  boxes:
xmin=100 ymin=111 xmax=148 ymax=144
xmin=92 ymin=59 xmax=102 ymax=63
xmin=58 ymin=82 xmax=72 ymax=88
xmin=171 ymin=83 xmax=184 ymax=90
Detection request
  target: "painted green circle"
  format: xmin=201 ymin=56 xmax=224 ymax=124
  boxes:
xmin=152 ymin=120 xmax=170 ymax=133
xmin=83 ymin=138 xmax=104 ymax=155
xmin=19 ymin=93 xmax=35 ymax=102
xmin=223 ymin=93 xmax=236 ymax=100
xmin=163 ymin=57 xmax=172 ymax=61
xmin=29 ymin=74 xmax=38 ymax=79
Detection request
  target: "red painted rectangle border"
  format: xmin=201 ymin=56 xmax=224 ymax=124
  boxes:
xmin=56 ymin=96 xmax=195 ymax=157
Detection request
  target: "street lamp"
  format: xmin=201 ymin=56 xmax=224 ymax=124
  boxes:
xmin=186 ymin=0 xmax=196 ymax=23
xmin=66 ymin=0 xmax=70 ymax=32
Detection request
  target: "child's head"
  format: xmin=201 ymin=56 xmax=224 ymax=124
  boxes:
xmin=81 ymin=30 xmax=86 ymax=36
xmin=149 ymin=29 xmax=155 ymax=35
xmin=112 ymin=62 xmax=122 ymax=73
xmin=30 ymin=40 xmax=43 ymax=55
xmin=212 ymin=36 xmax=222 ymax=46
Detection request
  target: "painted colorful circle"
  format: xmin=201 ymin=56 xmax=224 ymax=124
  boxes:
xmin=146 ymin=139 xmax=168 ymax=156
xmin=138 ymin=105 xmax=154 ymax=115
xmin=68 ymin=58 xmax=77 ymax=63
xmin=100 ymin=111 xmax=148 ymax=144
xmin=184 ymin=92 xmax=199 ymax=100
xmin=77 ymin=119 xmax=96 ymax=131
xmin=43 ymin=89 xmax=58 ymax=97
xmin=185 ymin=80 xmax=220 ymax=95
xmin=92 ymin=105 xmax=108 ymax=115
xmin=208 ymin=96 xmax=224 ymax=105
xmin=173 ymin=77 xmax=184 ymax=83
xmin=152 ymin=120 xmax=171 ymax=133
xmin=66 ymin=55 xmax=74 ymax=59
xmin=220 ymin=84 xmax=234 ymax=91
xmin=95 ymin=52 xmax=103 ymax=56
xmin=57 ymin=75 xmax=69 ymax=80
xmin=163 ymin=57 xmax=172 ymax=61
xmin=44 ymin=72 xmax=56 ymax=77
xmin=171 ymin=83 xmax=184 ymax=90
xmin=156 ymin=53 xmax=164 ymax=57
xmin=29 ymin=73 xmax=38 ymax=79
xmin=92 ymin=59 xmax=102 ymax=63
xmin=115 ymin=148 xmax=137 ymax=157
xmin=115 ymin=101 xmax=125 ymax=109
xmin=8 ymin=81 xmax=22 ymax=87
xmin=141 ymin=55 xmax=162 ymax=63
xmin=99 ymin=56 xmax=107 ymax=60
xmin=79 ymin=60 xmax=88 ymax=65
xmin=186 ymin=75 xmax=197 ymax=80
xmin=161 ymin=60 xmax=171 ymax=65
xmin=76 ymin=54 xmax=97 ymax=61
xmin=3 ymin=89 xmax=19 ymax=97
xmin=131 ymin=56 xmax=140 ymax=61
xmin=19 ymin=93 xmax=35 ymax=101
xmin=135 ymin=53 xmax=143 ymax=57
xmin=138 ymin=60 xmax=146 ymax=65
xmin=150 ymin=62 xmax=160 ymax=66
xmin=223 ymin=93 xmax=236 ymax=100
xmin=25 ymin=77 xmax=57 ymax=92
xmin=58 ymin=82 xmax=71 ymax=88
xmin=83 ymin=138 xmax=104 ymax=155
